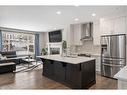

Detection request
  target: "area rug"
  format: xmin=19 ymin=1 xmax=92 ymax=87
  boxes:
xmin=15 ymin=61 xmax=43 ymax=73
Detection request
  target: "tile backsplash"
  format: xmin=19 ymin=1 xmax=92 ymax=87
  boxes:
xmin=74 ymin=41 xmax=101 ymax=54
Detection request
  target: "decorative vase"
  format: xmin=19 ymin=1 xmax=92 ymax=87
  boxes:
xmin=62 ymin=40 xmax=67 ymax=57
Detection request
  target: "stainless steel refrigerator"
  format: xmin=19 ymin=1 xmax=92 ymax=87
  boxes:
xmin=101 ymin=34 xmax=126 ymax=78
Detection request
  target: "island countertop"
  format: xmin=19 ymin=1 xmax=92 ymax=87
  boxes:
xmin=114 ymin=66 xmax=127 ymax=82
xmin=37 ymin=55 xmax=95 ymax=64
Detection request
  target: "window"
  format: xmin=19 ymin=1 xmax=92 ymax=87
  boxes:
xmin=2 ymin=31 xmax=35 ymax=55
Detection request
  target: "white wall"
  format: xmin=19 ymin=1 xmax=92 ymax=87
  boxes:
xmin=62 ymin=25 xmax=73 ymax=47
xmin=39 ymin=32 xmax=47 ymax=53
xmin=40 ymin=25 xmax=71 ymax=47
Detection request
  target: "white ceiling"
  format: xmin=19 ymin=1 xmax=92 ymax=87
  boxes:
xmin=0 ymin=6 xmax=126 ymax=32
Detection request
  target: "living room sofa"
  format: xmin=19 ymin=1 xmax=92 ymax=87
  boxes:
xmin=0 ymin=51 xmax=20 ymax=73
xmin=0 ymin=51 xmax=21 ymax=64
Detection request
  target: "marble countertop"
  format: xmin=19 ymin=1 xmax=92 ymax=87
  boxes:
xmin=114 ymin=66 xmax=127 ymax=82
xmin=37 ymin=55 xmax=95 ymax=64
xmin=83 ymin=52 xmax=101 ymax=56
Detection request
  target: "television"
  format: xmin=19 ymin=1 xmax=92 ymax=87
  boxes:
xmin=48 ymin=30 xmax=62 ymax=42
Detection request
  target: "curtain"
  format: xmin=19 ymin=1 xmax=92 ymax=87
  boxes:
xmin=0 ymin=30 xmax=2 ymax=51
xmin=35 ymin=34 xmax=40 ymax=59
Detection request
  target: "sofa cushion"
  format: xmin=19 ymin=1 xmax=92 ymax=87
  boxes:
xmin=0 ymin=62 xmax=15 ymax=66
xmin=0 ymin=51 xmax=17 ymax=58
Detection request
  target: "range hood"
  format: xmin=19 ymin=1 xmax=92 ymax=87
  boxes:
xmin=80 ymin=22 xmax=93 ymax=41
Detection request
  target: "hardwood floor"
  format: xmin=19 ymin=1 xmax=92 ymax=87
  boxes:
xmin=90 ymin=73 xmax=117 ymax=89
xmin=0 ymin=69 xmax=117 ymax=89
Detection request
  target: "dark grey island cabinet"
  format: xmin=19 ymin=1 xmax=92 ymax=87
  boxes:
xmin=40 ymin=57 xmax=96 ymax=89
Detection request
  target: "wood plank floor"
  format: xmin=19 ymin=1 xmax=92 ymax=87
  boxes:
xmin=0 ymin=69 xmax=117 ymax=89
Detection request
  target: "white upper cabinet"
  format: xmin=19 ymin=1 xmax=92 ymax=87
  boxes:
xmin=100 ymin=18 xmax=114 ymax=35
xmin=113 ymin=16 xmax=126 ymax=34
xmin=100 ymin=16 xmax=126 ymax=36
xmin=70 ymin=24 xmax=82 ymax=45
xmin=93 ymin=16 xmax=126 ymax=45
xmin=93 ymin=21 xmax=101 ymax=45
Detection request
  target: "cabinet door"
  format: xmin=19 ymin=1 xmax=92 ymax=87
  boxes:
xmin=53 ymin=61 xmax=66 ymax=81
xmin=100 ymin=16 xmax=126 ymax=36
xmin=43 ymin=59 xmax=54 ymax=77
xmin=81 ymin=60 xmax=96 ymax=88
xmin=66 ymin=64 xmax=81 ymax=88
xmin=114 ymin=16 xmax=126 ymax=34
xmin=93 ymin=21 xmax=101 ymax=45
xmin=100 ymin=18 xmax=113 ymax=35
xmin=72 ymin=24 xmax=82 ymax=45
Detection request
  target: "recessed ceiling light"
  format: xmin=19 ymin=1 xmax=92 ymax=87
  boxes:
xmin=54 ymin=28 xmax=57 ymax=30
xmin=74 ymin=18 xmax=79 ymax=21
xmin=92 ymin=13 xmax=96 ymax=17
xmin=56 ymin=11 xmax=61 ymax=15
xmin=74 ymin=4 xmax=80 ymax=7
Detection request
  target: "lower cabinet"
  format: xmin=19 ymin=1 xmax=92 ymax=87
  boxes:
xmin=53 ymin=61 xmax=66 ymax=81
xmin=42 ymin=59 xmax=96 ymax=89
xmin=81 ymin=60 xmax=96 ymax=88
xmin=66 ymin=60 xmax=96 ymax=88
xmin=66 ymin=64 xmax=82 ymax=88
xmin=43 ymin=59 xmax=54 ymax=78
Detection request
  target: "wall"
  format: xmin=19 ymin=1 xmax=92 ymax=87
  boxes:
xmin=39 ymin=25 xmax=101 ymax=55
xmin=75 ymin=41 xmax=101 ymax=54
xmin=40 ymin=25 xmax=70 ymax=45
xmin=39 ymin=32 xmax=47 ymax=53
xmin=62 ymin=25 xmax=74 ymax=47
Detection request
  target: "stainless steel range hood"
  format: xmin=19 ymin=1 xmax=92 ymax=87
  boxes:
xmin=80 ymin=22 xmax=93 ymax=41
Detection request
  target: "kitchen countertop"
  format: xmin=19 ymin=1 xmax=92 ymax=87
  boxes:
xmin=37 ymin=55 xmax=95 ymax=64
xmin=114 ymin=66 xmax=127 ymax=82
xmin=83 ymin=52 xmax=101 ymax=56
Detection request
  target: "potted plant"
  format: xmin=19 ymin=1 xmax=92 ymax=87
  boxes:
xmin=41 ymin=48 xmax=46 ymax=55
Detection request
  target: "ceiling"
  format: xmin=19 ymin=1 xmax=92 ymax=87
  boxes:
xmin=0 ymin=6 xmax=126 ymax=32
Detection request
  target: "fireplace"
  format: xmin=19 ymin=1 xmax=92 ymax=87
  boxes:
xmin=50 ymin=48 xmax=60 ymax=55
xmin=47 ymin=43 xmax=62 ymax=55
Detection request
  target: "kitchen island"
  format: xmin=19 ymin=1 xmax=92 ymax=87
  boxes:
xmin=38 ymin=55 xmax=96 ymax=89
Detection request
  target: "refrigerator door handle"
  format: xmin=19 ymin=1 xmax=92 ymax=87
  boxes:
xmin=102 ymin=63 xmax=124 ymax=67
xmin=102 ymin=58 xmax=124 ymax=61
